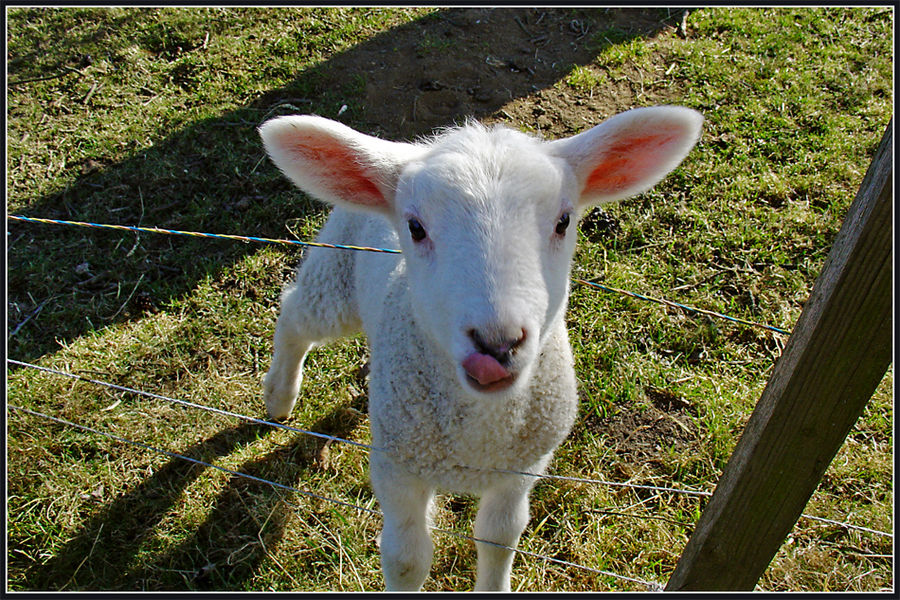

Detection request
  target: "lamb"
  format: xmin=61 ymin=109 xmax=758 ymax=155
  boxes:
xmin=258 ymin=106 xmax=703 ymax=591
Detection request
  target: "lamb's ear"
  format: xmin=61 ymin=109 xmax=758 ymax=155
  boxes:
xmin=549 ymin=106 xmax=703 ymax=207
xmin=258 ymin=115 xmax=423 ymax=214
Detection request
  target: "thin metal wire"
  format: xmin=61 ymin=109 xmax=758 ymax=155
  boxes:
xmin=9 ymin=358 xmax=891 ymax=540
xmin=798 ymin=514 xmax=894 ymax=538
xmin=7 ymin=214 xmax=401 ymax=254
xmin=431 ymin=527 xmax=663 ymax=591
xmin=7 ymin=404 xmax=381 ymax=516
xmin=572 ymin=278 xmax=792 ymax=335
xmin=6 ymin=359 xmax=376 ymax=452
xmin=8 ymin=403 xmax=662 ymax=590
xmin=488 ymin=467 xmax=713 ymax=498
xmin=8 ymin=214 xmax=791 ymax=335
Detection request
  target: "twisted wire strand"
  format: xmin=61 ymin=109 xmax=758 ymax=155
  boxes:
xmin=7 ymin=215 xmax=401 ymax=254
xmin=8 ymin=214 xmax=790 ymax=335
xmin=430 ymin=527 xmax=663 ymax=590
xmin=572 ymin=279 xmax=791 ymax=335
xmin=7 ymin=404 xmax=381 ymax=516
xmin=8 ymin=403 xmax=662 ymax=590
xmin=8 ymin=358 xmax=891 ymax=539
xmin=6 ymin=359 xmax=375 ymax=452
xmin=488 ymin=467 xmax=713 ymax=498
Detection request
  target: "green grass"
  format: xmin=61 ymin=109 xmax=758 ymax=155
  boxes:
xmin=6 ymin=6 xmax=893 ymax=592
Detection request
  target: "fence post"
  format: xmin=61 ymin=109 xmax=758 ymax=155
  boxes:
xmin=665 ymin=120 xmax=893 ymax=591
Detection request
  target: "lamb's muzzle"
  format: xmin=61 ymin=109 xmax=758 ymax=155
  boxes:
xmin=462 ymin=327 xmax=526 ymax=391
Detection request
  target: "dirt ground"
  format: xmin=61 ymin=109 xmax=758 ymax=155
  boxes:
xmin=586 ymin=386 xmax=701 ymax=466
xmin=261 ymin=7 xmax=689 ymax=140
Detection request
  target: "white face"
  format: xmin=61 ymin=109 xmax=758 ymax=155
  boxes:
xmin=390 ymin=129 xmax=579 ymax=396
xmin=260 ymin=108 xmax=703 ymax=396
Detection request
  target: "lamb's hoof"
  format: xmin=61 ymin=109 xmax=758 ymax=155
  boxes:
xmin=263 ymin=374 xmax=301 ymax=420
xmin=265 ymin=392 xmax=298 ymax=420
xmin=266 ymin=409 xmax=291 ymax=422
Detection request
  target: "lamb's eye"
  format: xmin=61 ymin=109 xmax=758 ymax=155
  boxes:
xmin=555 ymin=212 xmax=571 ymax=236
xmin=408 ymin=218 xmax=427 ymax=242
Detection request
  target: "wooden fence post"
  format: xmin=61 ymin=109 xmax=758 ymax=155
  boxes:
xmin=665 ymin=120 xmax=893 ymax=591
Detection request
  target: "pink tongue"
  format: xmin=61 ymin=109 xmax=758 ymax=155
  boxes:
xmin=462 ymin=353 xmax=511 ymax=386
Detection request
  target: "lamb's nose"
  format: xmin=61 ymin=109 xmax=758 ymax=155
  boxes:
xmin=468 ymin=328 xmax=527 ymax=366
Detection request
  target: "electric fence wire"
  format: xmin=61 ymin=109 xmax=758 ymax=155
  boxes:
xmin=7 ymin=215 xmax=401 ymax=254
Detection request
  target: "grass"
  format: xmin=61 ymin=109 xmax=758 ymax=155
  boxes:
xmin=6 ymin=6 xmax=894 ymax=592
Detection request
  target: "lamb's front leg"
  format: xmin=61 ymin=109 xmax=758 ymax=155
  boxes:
xmin=262 ymin=314 xmax=313 ymax=420
xmin=473 ymin=476 xmax=537 ymax=591
xmin=263 ymin=280 xmax=323 ymax=420
xmin=370 ymin=454 xmax=435 ymax=591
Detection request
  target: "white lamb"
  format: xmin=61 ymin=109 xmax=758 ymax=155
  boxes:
xmin=258 ymin=106 xmax=702 ymax=591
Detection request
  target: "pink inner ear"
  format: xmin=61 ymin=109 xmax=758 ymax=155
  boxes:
xmin=290 ymin=136 xmax=386 ymax=208
xmin=584 ymin=133 xmax=677 ymax=195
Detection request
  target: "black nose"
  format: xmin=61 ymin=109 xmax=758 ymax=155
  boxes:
xmin=468 ymin=328 xmax=526 ymax=366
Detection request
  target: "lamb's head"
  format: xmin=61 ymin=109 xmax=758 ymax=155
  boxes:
xmin=259 ymin=107 xmax=703 ymax=396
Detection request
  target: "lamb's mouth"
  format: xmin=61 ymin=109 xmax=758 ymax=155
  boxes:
xmin=464 ymin=371 xmax=518 ymax=393
xmin=461 ymin=351 xmax=519 ymax=393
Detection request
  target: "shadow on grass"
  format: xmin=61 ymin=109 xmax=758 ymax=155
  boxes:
xmin=24 ymin=404 xmax=367 ymax=591
xmin=7 ymin=7 xmax=687 ymax=364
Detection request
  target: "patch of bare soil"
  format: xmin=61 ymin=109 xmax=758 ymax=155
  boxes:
xmin=284 ymin=7 xmax=688 ymax=140
xmin=579 ymin=386 xmax=702 ymax=466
